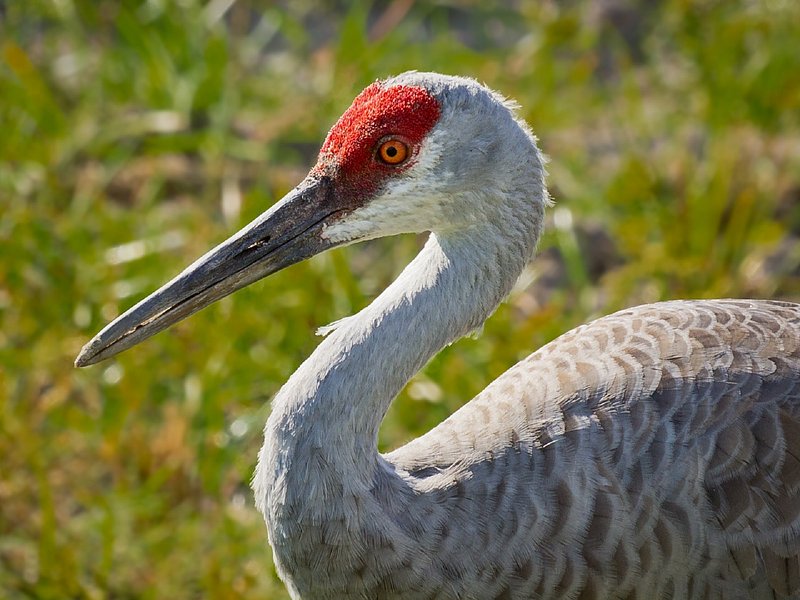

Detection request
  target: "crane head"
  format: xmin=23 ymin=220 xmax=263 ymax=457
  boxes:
xmin=75 ymin=72 xmax=545 ymax=367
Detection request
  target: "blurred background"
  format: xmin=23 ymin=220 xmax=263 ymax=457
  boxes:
xmin=2 ymin=0 xmax=799 ymax=597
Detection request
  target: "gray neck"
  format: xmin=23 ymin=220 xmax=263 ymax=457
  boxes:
xmin=253 ymin=209 xmax=540 ymax=528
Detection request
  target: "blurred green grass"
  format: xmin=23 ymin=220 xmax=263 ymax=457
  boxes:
xmin=2 ymin=1 xmax=799 ymax=597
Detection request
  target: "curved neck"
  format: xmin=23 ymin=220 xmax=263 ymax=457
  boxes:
xmin=276 ymin=231 xmax=525 ymax=445
xmin=252 ymin=209 xmax=540 ymax=593
xmin=253 ymin=209 xmax=540 ymax=527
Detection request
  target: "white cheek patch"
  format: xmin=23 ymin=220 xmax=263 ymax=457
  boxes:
xmin=322 ymin=130 xmax=452 ymax=243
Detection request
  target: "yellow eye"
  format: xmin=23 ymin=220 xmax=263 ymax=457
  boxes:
xmin=377 ymin=139 xmax=408 ymax=165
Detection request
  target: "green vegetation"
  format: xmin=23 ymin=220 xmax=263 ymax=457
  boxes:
xmin=2 ymin=1 xmax=799 ymax=597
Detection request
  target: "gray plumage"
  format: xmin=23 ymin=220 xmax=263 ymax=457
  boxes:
xmin=253 ymin=75 xmax=800 ymax=599
xmin=76 ymin=73 xmax=800 ymax=599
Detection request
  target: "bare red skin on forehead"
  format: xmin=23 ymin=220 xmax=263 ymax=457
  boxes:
xmin=312 ymin=82 xmax=441 ymax=198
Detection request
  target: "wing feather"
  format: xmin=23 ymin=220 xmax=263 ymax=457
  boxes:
xmin=387 ymin=299 xmax=800 ymax=598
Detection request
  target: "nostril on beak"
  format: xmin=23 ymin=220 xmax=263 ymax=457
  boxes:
xmin=246 ymin=236 xmax=271 ymax=251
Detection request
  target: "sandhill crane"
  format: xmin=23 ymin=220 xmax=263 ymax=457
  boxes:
xmin=77 ymin=72 xmax=800 ymax=599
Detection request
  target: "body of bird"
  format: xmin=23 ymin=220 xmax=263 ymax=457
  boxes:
xmin=77 ymin=73 xmax=800 ymax=599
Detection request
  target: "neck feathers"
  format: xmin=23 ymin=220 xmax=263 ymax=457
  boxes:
xmin=252 ymin=187 xmax=541 ymax=589
xmin=255 ymin=214 xmax=536 ymax=494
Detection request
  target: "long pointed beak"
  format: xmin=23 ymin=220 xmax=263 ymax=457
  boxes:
xmin=76 ymin=175 xmax=342 ymax=367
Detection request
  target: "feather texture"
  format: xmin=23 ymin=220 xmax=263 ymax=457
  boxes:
xmin=251 ymin=74 xmax=800 ymax=599
xmin=389 ymin=299 xmax=800 ymax=599
xmin=258 ymin=297 xmax=800 ymax=599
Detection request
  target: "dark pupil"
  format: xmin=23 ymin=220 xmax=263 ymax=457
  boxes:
xmin=385 ymin=145 xmax=398 ymax=157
